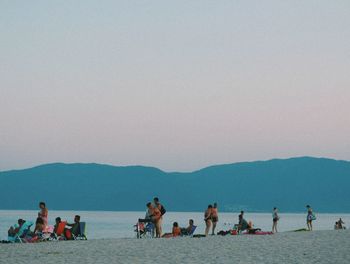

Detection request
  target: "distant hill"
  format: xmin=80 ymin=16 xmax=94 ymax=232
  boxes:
xmin=0 ymin=157 xmax=349 ymax=212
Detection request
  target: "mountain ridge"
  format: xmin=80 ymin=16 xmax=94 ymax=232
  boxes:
xmin=1 ymin=156 xmax=349 ymax=213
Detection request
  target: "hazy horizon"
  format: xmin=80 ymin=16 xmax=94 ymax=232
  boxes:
xmin=1 ymin=155 xmax=349 ymax=173
xmin=1 ymin=1 xmax=349 ymax=172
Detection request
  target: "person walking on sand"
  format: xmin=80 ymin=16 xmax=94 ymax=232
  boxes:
xmin=211 ymin=203 xmax=219 ymax=235
xmin=306 ymin=205 xmax=314 ymax=231
xmin=38 ymin=202 xmax=48 ymax=227
xmin=204 ymin=204 xmax=213 ymax=236
xmin=272 ymin=207 xmax=279 ymax=233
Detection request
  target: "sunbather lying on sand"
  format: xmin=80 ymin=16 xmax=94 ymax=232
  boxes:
xmin=162 ymin=222 xmax=181 ymax=238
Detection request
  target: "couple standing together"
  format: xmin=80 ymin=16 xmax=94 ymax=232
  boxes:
xmin=145 ymin=197 xmax=166 ymax=238
xmin=204 ymin=203 xmax=219 ymax=236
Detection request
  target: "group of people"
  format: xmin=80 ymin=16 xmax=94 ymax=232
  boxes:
xmin=162 ymin=219 xmax=196 ymax=238
xmin=141 ymin=201 xmax=323 ymax=238
xmin=7 ymin=202 xmax=84 ymax=242
xmin=204 ymin=203 xmax=219 ymax=236
xmin=143 ymin=197 xmax=166 ymax=238
xmin=334 ymin=218 xmax=346 ymax=230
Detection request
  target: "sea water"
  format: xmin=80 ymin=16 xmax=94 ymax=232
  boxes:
xmin=1 ymin=210 xmax=349 ymax=240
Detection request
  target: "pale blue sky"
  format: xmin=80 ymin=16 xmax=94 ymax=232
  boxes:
xmin=1 ymin=0 xmax=350 ymax=171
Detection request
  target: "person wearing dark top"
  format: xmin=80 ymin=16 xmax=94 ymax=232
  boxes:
xmin=67 ymin=215 xmax=81 ymax=237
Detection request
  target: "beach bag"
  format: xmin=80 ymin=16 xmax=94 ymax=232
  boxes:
xmin=160 ymin=205 xmax=166 ymax=216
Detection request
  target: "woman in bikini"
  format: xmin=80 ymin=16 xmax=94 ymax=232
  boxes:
xmin=204 ymin=204 xmax=213 ymax=236
xmin=38 ymin=202 xmax=48 ymax=227
xmin=147 ymin=202 xmax=162 ymax=237
xmin=211 ymin=203 xmax=218 ymax=235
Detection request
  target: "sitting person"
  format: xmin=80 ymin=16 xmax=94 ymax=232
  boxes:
xmin=53 ymin=217 xmax=62 ymax=234
xmin=237 ymin=218 xmax=249 ymax=233
xmin=162 ymin=222 xmax=181 ymax=238
xmin=335 ymin=218 xmax=346 ymax=230
xmin=172 ymin=222 xmax=181 ymax=237
xmin=67 ymin=215 xmax=81 ymax=239
xmin=8 ymin=219 xmax=25 ymax=237
xmin=34 ymin=217 xmax=45 ymax=234
xmin=181 ymin=219 xmax=195 ymax=235
xmin=246 ymin=221 xmax=261 ymax=234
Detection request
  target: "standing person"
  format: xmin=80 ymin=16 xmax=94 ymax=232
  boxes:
xmin=211 ymin=202 xmax=219 ymax=235
xmin=337 ymin=218 xmax=345 ymax=229
xmin=306 ymin=205 xmax=314 ymax=231
xmin=38 ymin=202 xmax=48 ymax=227
xmin=238 ymin=211 xmax=244 ymax=226
xmin=153 ymin=197 xmax=166 ymax=237
xmin=204 ymin=204 xmax=213 ymax=236
xmin=147 ymin=202 xmax=162 ymax=238
xmin=272 ymin=207 xmax=279 ymax=233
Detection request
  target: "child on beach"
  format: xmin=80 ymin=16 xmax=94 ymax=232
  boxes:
xmin=204 ymin=205 xmax=213 ymax=236
xmin=306 ymin=205 xmax=315 ymax=231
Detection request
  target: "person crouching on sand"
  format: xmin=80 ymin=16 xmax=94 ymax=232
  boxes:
xmin=204 ymin=204 xmax=213 ymax=236
xmin=147 ymin=202 xmax=162 ymax=237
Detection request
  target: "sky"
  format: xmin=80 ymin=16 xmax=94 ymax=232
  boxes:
xmin=1 ymin=0 xmax=350 ymax=172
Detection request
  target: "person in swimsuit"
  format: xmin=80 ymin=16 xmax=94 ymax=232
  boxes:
xmin=211 ymin=203 xmax=218 ymax=235
xmin=172 ymin=222 xmax=181 ymax=237
xmin=306 ymin=205 xmax=313 ymax=231
xmin=33 ymin=217 xmax=45 ymax=234
xmin=147 ymin=202 xmax=162 ymax=238
xmin=204 ymin=204 xmax=213 ymax=236
xmin=38 ymin=202 xmax=48 ymax=227
xmin=272 ymin=207 xmax=279 ymax=233
xmin=153 ymin=197 xmax=165 ymax=237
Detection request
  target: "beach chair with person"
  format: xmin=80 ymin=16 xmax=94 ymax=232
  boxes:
xmin=51 ymin=220 xmax=68 ymax=241
xmin=73 ymin=222 xmax=87 ymax=240
xmin=135 ymin=218 xmax=155 ymax=238
xmin=8 ymin=220 xmax=34 ymax=243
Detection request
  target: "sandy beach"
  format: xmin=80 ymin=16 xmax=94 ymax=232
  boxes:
xmin=1 ymin=230 xmax=349 ymax=264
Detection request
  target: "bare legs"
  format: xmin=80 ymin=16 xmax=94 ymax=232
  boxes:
xmin=272 ymin=221 xmax=278 ymax=233
xmin=155 ymin=220 xmax=162 ymax=238
xmin=307 ymin=220 xmax=313 ymax=231
xmin=211 ymin=221 xmax=217 ymax=235
xmin=205 ymin=220 xmax=212 ymax=236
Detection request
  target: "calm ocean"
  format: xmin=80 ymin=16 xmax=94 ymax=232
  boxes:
xmin=1 ymin=210 xmax=349 ymax=240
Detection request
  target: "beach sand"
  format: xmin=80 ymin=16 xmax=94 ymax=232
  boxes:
xmin=1 ymin=230 xmax=349 ymax=264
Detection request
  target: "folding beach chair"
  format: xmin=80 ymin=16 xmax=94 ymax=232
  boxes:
xmin=50 ymin=221 xmax=67 ymax=241
xmin=135 ymin=218 xmax=155 ymax=238
xmin=73 ymin=222 xmax=87 ymax=240
xmin=187 ymin=225 xmax=197 ymax=237
xmin=180 ymin=225 xmax=197 ymax=237
xmin=8 ymin=221 xmax=33 ymax=243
